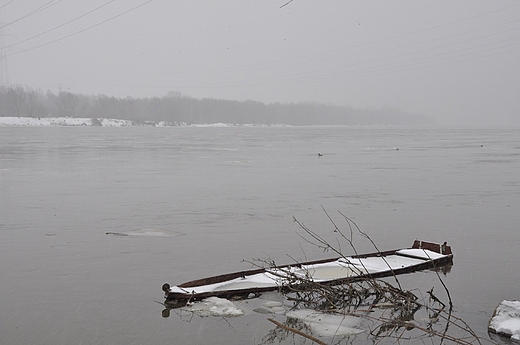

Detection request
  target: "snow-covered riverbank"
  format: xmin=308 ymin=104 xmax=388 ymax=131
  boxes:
xmin=0 ymin=117 xmax=177 ymax=127
xmin=0 ymin=117 xmax=287 ymax=127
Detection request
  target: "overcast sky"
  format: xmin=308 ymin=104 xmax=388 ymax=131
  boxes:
xmin=2 ymin=1 xmax=519 ymax=126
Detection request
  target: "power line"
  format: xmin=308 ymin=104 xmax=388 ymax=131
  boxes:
xmin=149 ymin=3 xmax=520 ymax=79
xmin=0 ymin=0 xmax=63 ymax=30
xmin=207 ymin=4 xmax=520 ymax=87
xmin=146 ymin=32 xmax=520 ymax=90
xmin=2 ymin=0 xmax=116 ymax=51
xmin=6 ymin=0 xmax=153 ymax=57
xmin=0 ymin=0 xmax=16 ymax=11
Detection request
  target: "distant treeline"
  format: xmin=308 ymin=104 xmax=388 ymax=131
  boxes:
xmin=0 ymin=85 xmax=436 ymax=126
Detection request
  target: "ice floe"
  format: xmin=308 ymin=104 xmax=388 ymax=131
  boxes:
xmin=286 ymin=309 xmax=365 ymax=337
xmin=106 ymin=228 xmax=185 ymax=237
xmin=489 ymin=300 xmax=520 ymax=342
xmin=184 ymin=297 xmax=244 ymax=317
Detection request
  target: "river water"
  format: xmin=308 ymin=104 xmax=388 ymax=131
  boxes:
xmin=1 ymin=126 xmax=519 ymax=344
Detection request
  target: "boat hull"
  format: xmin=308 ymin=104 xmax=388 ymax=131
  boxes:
xmin=163 ymin=240 xmax=453 ymax=306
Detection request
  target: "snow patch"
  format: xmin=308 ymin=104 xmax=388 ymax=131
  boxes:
xmin=396 ymin=248 xmax=445 ymax=260
xmin=0 ymin=117 xmax=287 ymax=127
xmin=0 ymin=116 xmax=95 ymax=126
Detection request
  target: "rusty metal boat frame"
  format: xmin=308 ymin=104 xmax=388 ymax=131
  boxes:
xmin=162 ymin=240 xmax=453 ymax=307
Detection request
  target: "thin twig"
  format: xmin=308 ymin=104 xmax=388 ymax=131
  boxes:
xmin=254 ymin=210 xmax=488 ymax=344
xmin=267 ymin=318 xmax=327 ymax=345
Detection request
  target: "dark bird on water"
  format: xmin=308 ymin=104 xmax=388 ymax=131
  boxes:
xmin=318 ymin=153 xmax=322 ymax=157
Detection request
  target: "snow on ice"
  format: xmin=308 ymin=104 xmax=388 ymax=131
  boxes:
xmin=489 ymin=300 xmax=520 ymax=342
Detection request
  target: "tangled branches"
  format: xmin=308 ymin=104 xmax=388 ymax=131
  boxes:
xmin=258 ymin=212 xmax=492 ymax=345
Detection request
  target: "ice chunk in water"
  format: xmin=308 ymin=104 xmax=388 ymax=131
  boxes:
xmin=185 ymin=297 xmax=244 ymax=317
xmin=286 ymin=309 xmax=365 ymax=337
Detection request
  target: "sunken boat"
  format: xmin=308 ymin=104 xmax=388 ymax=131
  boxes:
xmin=162 ymin=240 xmax=453 ymax=307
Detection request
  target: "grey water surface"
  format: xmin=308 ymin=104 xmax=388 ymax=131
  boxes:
xmin=1 ymin=126 xmax=519 ymax=344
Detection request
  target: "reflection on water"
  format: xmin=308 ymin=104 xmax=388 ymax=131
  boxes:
xmin=262 ymin=317 xmax=337 ymax=345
